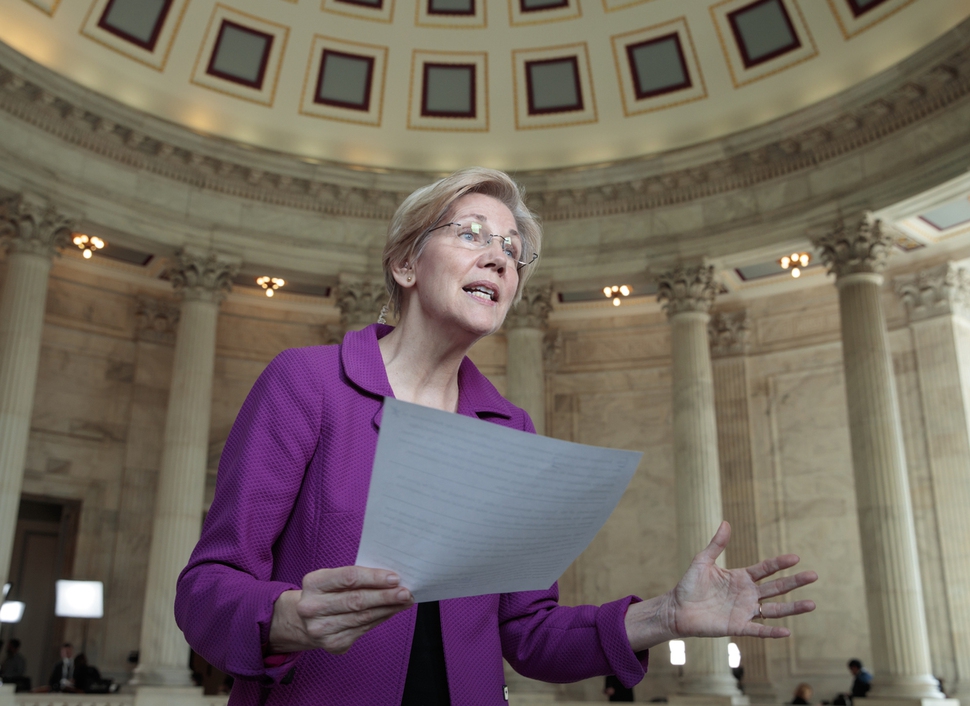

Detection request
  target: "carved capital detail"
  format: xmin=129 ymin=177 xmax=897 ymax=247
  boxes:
xmin=656 ymin=265 xmax=717 ymax=318
xmin=812 ymin=212 xmax=893 ymax=279
xmin=135 ymin=295 xmax=180 ymax=343
xmin=166 ymin=249 xmax=238 ymax=303
xmin=894 ymin=263 xmax=970 ymax=322
xmin=335 ymin=280 xmax=387 ymax=330
xmin=505 ymin=284 xmax=553 ymax=330
xmin=0 ymin=194 xmax=75 ymax=259
xmin=708 ymin=310 xmax=751 ymax=357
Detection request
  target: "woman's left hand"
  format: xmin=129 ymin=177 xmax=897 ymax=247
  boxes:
xmin=624 ymin=521 xmax=817 ymax=652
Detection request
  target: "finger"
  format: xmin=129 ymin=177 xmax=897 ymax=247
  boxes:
xmin=310 ymin=603 xmax=413 ymax=654
xmin=300 ymin=586 xmax=413 ymax=618
xmin=697 ymin=521 xmax=731 ymax=563
xmin=305 ymin=565 xmax=403 ymax=593
xmin=757 ymin=599 xmax=816 ymax=620
xmin=758 ymin=570 xmax=818 ymax=600
xmin=739 ymin=623 xmax=792 ymax=639
xmin=746 ymin=554 xmax=801 ymax=582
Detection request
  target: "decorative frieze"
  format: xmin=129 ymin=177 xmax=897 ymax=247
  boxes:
xmin=708 ymin=310 xmax=750 ymax=358
xmin=895 ymin=263 xmax=970 ymax=322
xmin=165 ymin=250 xmax=238 ymax=304
xmin=812 ymin=212 xmax=894 ymax=279
xmin=656 ymin=265 xmax=717 ymax=318
xmin=505 ymin=284 xmax=553 ymax=330
xmin=335 ymin=280 xmax=387 ymax=330
xmin=0 ymin=194 xmax=74 ymax=259
xmin=135 ymin=296 xmax=181 ymax=343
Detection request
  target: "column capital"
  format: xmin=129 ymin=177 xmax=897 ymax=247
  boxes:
xmin=894 ymin=262 xmax=970 ymax=322
xmin=135 ymin=295 xmax=181 ymax=343
xmin=505 ymin=284 xmax=553 ymax=330
xmin=812 ymin=212 xmax=894 ymax=279
xmin=166 ymin=249 xmax=238 ymax=303
xmin=335 ymin=279 xmax=387 ymax=330
xmin=656 ymin=264 xmax=717 ymax=318
xmin=0 ymin=194 xmax=76 ymax=259
xmin=708 ymin=310 xmax=750 ymax=358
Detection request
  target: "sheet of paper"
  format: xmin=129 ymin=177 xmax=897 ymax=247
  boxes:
xmin=355 ymin=397 xmax=643 ymax=602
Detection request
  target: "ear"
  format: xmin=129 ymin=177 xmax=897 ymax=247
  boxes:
xmin=390 ymin=259 xmax=414 ymax=289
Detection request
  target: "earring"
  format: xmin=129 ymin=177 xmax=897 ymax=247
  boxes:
xmin=406 ymin=273 xmax=413 ymax=282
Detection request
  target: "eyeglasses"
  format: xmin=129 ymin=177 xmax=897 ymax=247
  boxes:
xmin=429 ymin=222 xmax=538 ymax=271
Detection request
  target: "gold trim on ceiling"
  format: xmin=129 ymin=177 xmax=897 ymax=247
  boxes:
xmin=825 ymin=0 xmax=919 ymax=40
xmin=321 ymin=0 xmax=395 ymax=24
xmin=406 ymin=49 xmax=489 ymax=132
xmin=78 ymin=0 xmax=190 ymax=73
xmin=511 ymin=42 xmax=598 ymax=130
xmin=21 ymin=0 xmax=61 ymax=16
xmin=507 ymin=0 xmax=581 ymax=27
xmin=298 ymin=34 xmax=389 ymax=127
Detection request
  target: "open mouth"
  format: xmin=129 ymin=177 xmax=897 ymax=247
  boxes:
xmin=463 ymin=284 xmax=497 ymax=302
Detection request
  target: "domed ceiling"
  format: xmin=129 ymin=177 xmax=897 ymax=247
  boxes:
xmin=1 ymin=0 xmax=968 ymax=172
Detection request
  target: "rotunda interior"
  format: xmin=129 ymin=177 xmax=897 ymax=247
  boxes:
xmin=1 ymin=0 xmax=970 ymax=703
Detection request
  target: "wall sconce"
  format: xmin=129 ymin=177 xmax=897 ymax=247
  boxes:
xmin=56 ymin=580 xmax=103 ymax=654
xmin=73 ymin=234 xmax=105 ymax=259
xmin=780 ymin=252 xmax=810 ymax=278
xmin=257 ymin=276 xmax=285 ymax=297
xmin=603 ymin=284 xmax=632 ymax=306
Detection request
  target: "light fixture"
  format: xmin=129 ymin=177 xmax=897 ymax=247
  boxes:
xmin=72 ymin=233 xmax=105 ymax=259
xmin=602 ymin=284 xmax=632 ymax=307
xmin=728 ymin=642 xmax=741 ymax=669
xmin=669 ymin=639 xmax=686 ymax=666
xmin=256 ymin=276 xmax=285 ymax=297
xmin=55 ymin=580 xmax=104 ymax=619
xmin=2 ymin=582 xmax=9 ymax=599
xmin=0 ymin=601 xmax=24 ymax=623
xmin=780 ymin=252 xmax=810 ymax=278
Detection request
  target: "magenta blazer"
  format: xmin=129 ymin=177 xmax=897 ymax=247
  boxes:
xmin=175 ymin=324 xmax=648 ymax=705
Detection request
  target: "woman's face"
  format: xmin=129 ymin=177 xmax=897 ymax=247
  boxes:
xmin=407 ymin=192 xmax=520 ymax=340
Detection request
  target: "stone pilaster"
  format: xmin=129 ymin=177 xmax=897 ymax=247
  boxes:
xmin=335 ymin=279 xmax=387 ymax=332
xmin=709 ymin=311 xmax=776 ymax=703
xmin=504 ymin=284 xmax=553 ymax=434
xmin=132 ymin=250 xmax=237 ymax=688
xmin=895 ymin=263 xmax=970 ymax=700
xmin=0 ymin=194 xmax=73 ymax=588
xmin=657 ymin=266 xmax=742 ymax=702
xmin=813 ymin=213 xmax=942 ymax=700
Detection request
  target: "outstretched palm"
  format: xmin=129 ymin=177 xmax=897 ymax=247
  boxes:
xmin=671 ymin=521 xmax=817 ymax=639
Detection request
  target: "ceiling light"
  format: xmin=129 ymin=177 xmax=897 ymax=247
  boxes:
xmin=0 ymin=601 xmax=25 ymax=623
xmin=780 ymin=252 xmax=810 ymax=278
xmin=256 ymin=276 xmax=285 ymax=297
xmin=604 ymin=284 xmax=633 ymax=307
xmin=73 ymin=233 xmax=105 ymax=259
xmin=55 ymin=580 xmax=103 ymax=618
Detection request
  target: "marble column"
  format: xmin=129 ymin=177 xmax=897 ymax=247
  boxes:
xmin=335 ymin=279 xmax=388 ymax=333
xmin=895 ymin=263 xmax=970 ymax=701
xmin=657 ymin=265 xmax=743 ymax=702
xmin=813 ymin=214 xmax=943 ymax=702
xmin=132 ymin=250 xmax=237 ymax=687
xmin=709 ymin=311 xmax=776 ymax=704
xmin=504 ymin=284 xmax=552 ymax=434
xmin=0 ymin=195 xmax=72 ymax=588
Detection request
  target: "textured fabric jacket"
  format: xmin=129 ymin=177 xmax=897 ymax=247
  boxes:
xmin=175 ymin=324 xmax=649 ymax=705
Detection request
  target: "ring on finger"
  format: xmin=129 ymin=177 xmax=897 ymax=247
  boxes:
xmin=758 ymin=604 xmax=765 ymax=620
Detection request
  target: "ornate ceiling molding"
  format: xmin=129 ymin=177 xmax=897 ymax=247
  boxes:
xmin=0 ymin=23 xmax=968 ymax=223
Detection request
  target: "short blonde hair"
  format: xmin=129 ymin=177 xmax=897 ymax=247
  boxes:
xmin=382 ymin=167 xmax=541 ymax=316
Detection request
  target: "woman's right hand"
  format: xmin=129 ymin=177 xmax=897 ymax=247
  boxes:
xmin=268 ymin=566 xmax=414 ymax=655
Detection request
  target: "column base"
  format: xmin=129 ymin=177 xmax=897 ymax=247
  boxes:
xmin=870 ymin=676 xmax=949 ymax=700
xmin=865 ymin=699 xmax=956 ymax=706
xmin=133 ymin=685 xmax=207 ymax=706
xmin=128 ymin=664 xmax=194 ymax=687
xmin=669 ymin=694 xmax=750 ymax=706
xmin=0 ymin=684 xmax=15 ymax=706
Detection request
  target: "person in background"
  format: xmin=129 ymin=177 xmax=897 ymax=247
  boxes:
xmin=47 ymin=643 xmax=74 ymax=692
xmin=792 ymin=682 xmax=813 ymax=704
xmin=849 ymin=659 xmax=872 ymax=699
xmin=604 ymin=673 xmax=634 ymax=701
xmin=0 ymin=638 xmax=26 ymax=680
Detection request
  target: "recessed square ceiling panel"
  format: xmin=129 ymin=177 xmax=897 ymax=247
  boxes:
xmin=206 ymin=21 xmax=274 ymax=88
xmin=408 ymin=51 xmax=488 ymax=131
xmin=508 ymin=0 xmax=579 ymax=26
xmin=710 ymin=0 xmax=817 ymax=88
xmin=300 ymin=36 xmax=387 ymax=126
xmin=191 ymin=5 xmax=288 ymax=105
xmin=727 ymin=0 xmax=800 ymax=68
xmin=611 ymin=18 xmax=707 ymax=115
xmin=80 ymin=0 xmax=187 ymax=70
xmin=98 ymin=0 xmax=172 ymax=51
xmin=417 ymin=0 xmax=485 ymax=27
xmin=429 ymin=0 xmax=474 ymax=15
xmin=322 ymin=0 xmax=394 ymax=23
xmin=316 ymin=50 xmax=374 ymax=111
xmin=526 ymin=58 xmax=582 ymax=114
xmin=422 ymin=64 xmax=476 ymax=118
xmin=919 ymin=196 xmax=970 ymax=231
xmin=825 ymin=0 xmax=916 ymax=39
xmin=513 ymin=44 xmax=596 ymax=129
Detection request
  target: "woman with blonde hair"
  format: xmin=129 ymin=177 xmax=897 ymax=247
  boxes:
xmin=176 ymin=167 xmax=816 ymax=705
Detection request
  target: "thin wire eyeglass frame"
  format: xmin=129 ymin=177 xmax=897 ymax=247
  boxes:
xmin=428 ymin=222 xmax=539 ymax=271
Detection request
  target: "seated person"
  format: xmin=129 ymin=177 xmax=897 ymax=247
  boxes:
xmin=0 ymin=638 xmax=30 ymax=691
xmin=792 ymin=682 xmax=813 ymax=704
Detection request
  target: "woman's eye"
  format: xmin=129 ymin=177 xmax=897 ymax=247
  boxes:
xmin=459 ymin=230 xmax=476 ymax=242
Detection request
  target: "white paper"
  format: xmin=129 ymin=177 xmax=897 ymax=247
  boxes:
xmin=355 ymin=397 xmax=643 ymax=602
